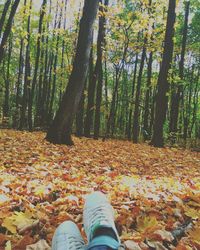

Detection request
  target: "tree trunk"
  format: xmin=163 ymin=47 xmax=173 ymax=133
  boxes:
xmin=3 ymin=36 xmax=12 ymax=119
xmin=0 ymin=0 xmax=11 ymax=38
xmin=76 ymin=80 xmax=86 ymax=137
xmin=143 ymin=51 xmax=153 ymax=140
xmin=94 ymin=0 xmax=109 ymax=140
xmin=46 ymin=0 xmax=99 ymax=145
xmin=151 ymin=0 xmax=176 ymax=147
xmin=84 ymin=46 xmax=96 ymax=137
xmin=127 ymin=54 xmax=138 ymax=140
xmin=28 ymin=0 xmax=47 ymax=130
xmin=133 ymin=38 xmax=147 ymax=143
xmin=48 ymin=2 xmax=63 ymax=123
xmin=0 ymin=0 xmax=20 ymax=64
xmin=169 ymin=1 xmax=190 ymax=135
xmin=16 ymin=39 xmax=24 ymax=110
xmin=19 ymin=0 xmax=32 ymax=130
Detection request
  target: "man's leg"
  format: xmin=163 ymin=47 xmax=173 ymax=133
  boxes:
xmin=83 ymin=192 xmax=124 ymax=250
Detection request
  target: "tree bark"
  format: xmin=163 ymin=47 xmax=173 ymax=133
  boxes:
xmin=76 ymin=80 xmax=86 ymax=137
xmin=19 ymin=0 xmax=32 ymax=130
xmin=143 ymin=51 xmax=153 ymax=140
xmin=3 ymin=35 xmax=12 ymax=118
xmin=84 ymin=45 xmax=96 ymax=137
xmin=0 ymin=0 xmax=20 ymax=64
xmin=169 ymin=1 xmax=190 ymax=135
xmin=46 ymin=0 xmax=99 ymax=145
xmin=127 ymin=54 xmax=138 ymax=140
xmin=151 ymin=0 xmax=176 ymax=147
xmin=0 ymin=0 xmax=11 ymax=38
xmin=94 ymin=0 xmax=109 ymax=139
xmin=28 ymin=0 xmax=47 ymax=130
xmin=133 ymin=37 xmax=147 ymax=143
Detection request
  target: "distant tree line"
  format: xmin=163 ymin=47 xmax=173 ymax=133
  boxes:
xmin=0 ymin=0 xmax=199 ymax=148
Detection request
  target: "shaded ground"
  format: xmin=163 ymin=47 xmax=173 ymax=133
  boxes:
xmin=0 ymin=129 xmax=200 ymax=249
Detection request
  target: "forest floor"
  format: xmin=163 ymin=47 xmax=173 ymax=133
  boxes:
xmin=0 ymin=129 xmax=200 ymax=250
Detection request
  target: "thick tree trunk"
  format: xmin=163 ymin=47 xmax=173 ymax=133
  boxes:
xmin=46 ymin=0 xmax=99 ymax=145
xmin=76 ymin=80 xmax=86 ymax=137
xmin=151 ymin=0 xmax=176 ymax=147
xmin=0 ymin=0 xmax=20 ymax=64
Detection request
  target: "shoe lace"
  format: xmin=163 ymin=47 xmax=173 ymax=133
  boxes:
xmin=64 ymin=235 xmax=85 ymax=250
xmin=87 ymin=203 xmax=114 ymax=229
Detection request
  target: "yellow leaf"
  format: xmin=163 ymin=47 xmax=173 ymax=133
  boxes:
xmin=137 ymin=216 xmax=159 ymax=233
xmin=5 ymin=240 xmax=12 ymax=250
xmin=2 ymin=211 xmax=35 ymax=234
xmin=189 ymin=226 xmax=200 ymax=246
xmin=2 ymin=218 xmax=17 ymax=234
xmin=184 ymin=207 xmax=200 ymax=219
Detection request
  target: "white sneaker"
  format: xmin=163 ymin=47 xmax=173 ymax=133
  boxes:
xmin=52 ymin=221 xmax=85 ymax=250
xmin=83 ymin=191 xmax=121 ymax=249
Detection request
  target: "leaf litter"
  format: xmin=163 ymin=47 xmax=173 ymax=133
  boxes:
xmin=0 ymin=129 xmax=200 ymax=249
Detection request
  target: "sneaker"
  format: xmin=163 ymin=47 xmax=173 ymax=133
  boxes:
xmin=52 ymin=220 xmax=85 ymax=250
xmin=83 ymin=191 xmax=121 ymax=249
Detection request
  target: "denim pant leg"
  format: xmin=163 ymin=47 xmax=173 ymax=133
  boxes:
xmin=88 ymin=247 xmax=112 ymax=250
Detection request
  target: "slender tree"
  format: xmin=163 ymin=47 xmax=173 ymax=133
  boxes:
xmin=169 ymin=1 xmax=190 ymax=137
xmin=19 ymin=0 xmax=32 ymax=130
xmin=0 ymin=0 xmax=20 ymax=64
xmin=94 ymin=0 xmax=109 ymax=139
xmin=28 ymin=0 xmax=47 ymax=130
xmin=3 ymin=35 xmax=12 ymax=118
xmin=143 ymin=51 xmax=153 ymax=140
xmin=133 ymin=37 xmax=147 ymax=143
xmin=0 ymin=0 xmax=11 ymax=38
xmin=127 ymin=54 xmax=138 ymax=140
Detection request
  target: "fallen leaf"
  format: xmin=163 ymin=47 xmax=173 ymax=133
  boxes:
xmin=26 ymin=239 xmax=50 ymax=250
xmin=146 ymin=240 xmax=168 ymax=250
xmin=150 ymin=229 xmax=174 ymax=242
xmin=189 ymin=225 xmax=200 ymax=247
xmin=137 ymin=216 xmax=159 ymax=233
xmin=184 ymin=207 xmax=200 ymax=219
xmin=5 ymin=240 xmax=12 ymax=250
xmin=124 ymin=240 xmax=142 ymax=250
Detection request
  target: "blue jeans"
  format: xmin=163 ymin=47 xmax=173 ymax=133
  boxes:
xmin=89 ymin=247 xmax=112 ymax=250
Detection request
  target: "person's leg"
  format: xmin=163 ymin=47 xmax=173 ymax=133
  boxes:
xmin=83 ymin=191 xmax=124 ymax=250
xmin=52 ymin=220 xmax=85 ymax=250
